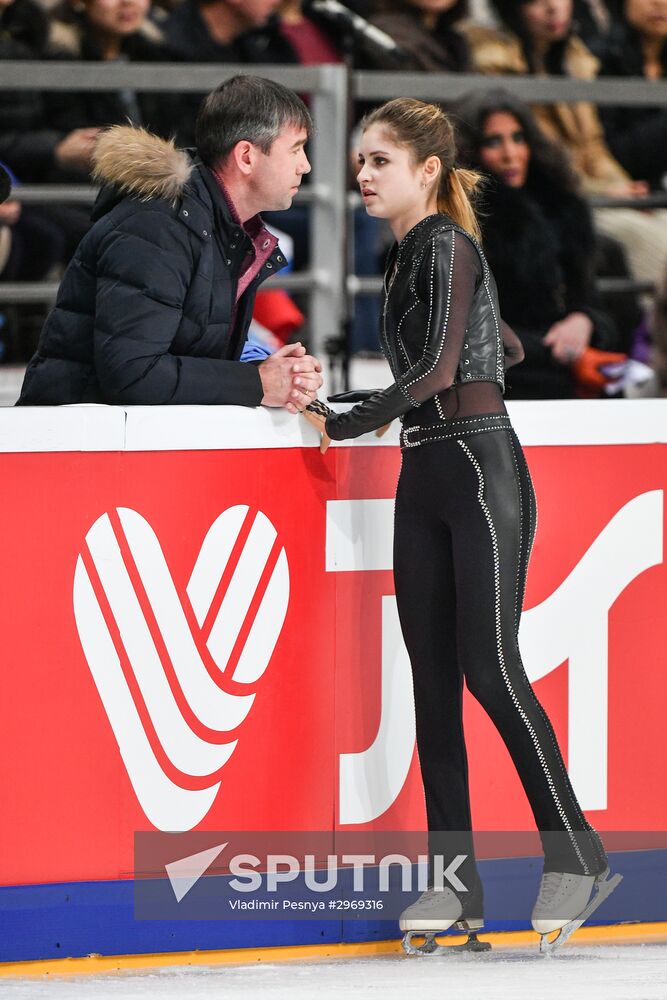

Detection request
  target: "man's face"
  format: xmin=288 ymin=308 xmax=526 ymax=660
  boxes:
xmin=251 ymin=125 xmax=311 ymax=211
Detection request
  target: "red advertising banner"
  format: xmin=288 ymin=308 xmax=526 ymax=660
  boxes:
xmin=1 ymin=403 xmax=665 ymax=889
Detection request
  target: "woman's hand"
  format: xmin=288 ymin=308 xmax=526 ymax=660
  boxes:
xmin=543 ymin=312 xmax=593 ymax=365
xmin=54 ymin=128 xmax=101 ymax=172
xmin=302 ymin=406 xmax=332 ymax=454
xmin=604 ymin=179 xmax=650 ymax=200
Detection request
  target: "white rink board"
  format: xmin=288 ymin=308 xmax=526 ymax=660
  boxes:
xmin=0 ymin=405 xmax=125 ymax=452
xmin=0 ymin=400 xmax=666 ymax=453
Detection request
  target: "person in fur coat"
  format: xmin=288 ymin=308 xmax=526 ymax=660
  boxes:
xmin=454 ymin=89 xmax=623 ymax=399
xmin=17 ymin=76 xmax=322 ymax=408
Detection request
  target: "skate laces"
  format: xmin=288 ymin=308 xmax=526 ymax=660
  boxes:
xmin=535 ymin=872 xmax=566 ymax=908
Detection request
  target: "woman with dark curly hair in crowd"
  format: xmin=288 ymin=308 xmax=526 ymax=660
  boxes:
xmin=463 ymin=0 xmax=667 ymax=287
xmin=454 ymin=89 xmax=629 ymax=398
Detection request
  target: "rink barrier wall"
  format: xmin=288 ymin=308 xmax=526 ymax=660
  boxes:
xmin=0 ymin=851 xmax=665 ymax=964
xmin=1 ymin=400 xmax=666 ymax=963
xmin=2 ymin=923 xmax=667 ymax=978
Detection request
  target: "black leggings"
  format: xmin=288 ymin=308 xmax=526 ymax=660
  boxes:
xmin=393 ymin=414 xmax=607 ymax=884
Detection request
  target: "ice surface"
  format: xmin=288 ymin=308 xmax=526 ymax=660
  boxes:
xmin=2 ymin=945 xmax=666 ymax=1000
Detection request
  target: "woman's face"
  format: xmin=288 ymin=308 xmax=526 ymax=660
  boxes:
xmin=478 ymin=112 xmax=530 ymax=187
xmin=356 ymin=124 xmax=436 ymax=221
xmin=625 ymin=0 xmax=667 ymax=38
xmin=519 ymin=0 xmax=573 ymax=45
xmin=84 ymin=0 xmax=149 ymax=38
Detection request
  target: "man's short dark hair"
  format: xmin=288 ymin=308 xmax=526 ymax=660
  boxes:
xmin=196 ymin=75 xmax=313 ymax=167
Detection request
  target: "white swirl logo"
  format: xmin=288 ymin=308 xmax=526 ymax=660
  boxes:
xmin=73 ymin=505 xmax=289 ymax=831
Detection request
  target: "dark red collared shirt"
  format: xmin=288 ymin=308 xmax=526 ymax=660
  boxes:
xmin=211 ymin=169 xmax=278 ymax=303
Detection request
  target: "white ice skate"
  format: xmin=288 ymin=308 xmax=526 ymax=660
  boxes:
xmin=400 ymin=887 xmax=491 ymax=956
xmin=532 ymin=868 xmax=623 ymax=954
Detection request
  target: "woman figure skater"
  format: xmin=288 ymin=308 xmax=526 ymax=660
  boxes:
xmin=305 ymin=98 xmax=620 ymax=954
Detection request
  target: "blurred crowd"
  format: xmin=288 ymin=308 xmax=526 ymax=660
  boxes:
xmin=1 ymin=0 xmax=666 ymax=398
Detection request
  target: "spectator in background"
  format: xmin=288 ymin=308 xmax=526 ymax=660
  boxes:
xmin=277 ymin=0 xmax=344 ymax=62
xmin=0 ymin=196 xmax=65 ymax=285
xmin=45 ymin=0 xmax=182 ymax=142
xmin=0 ymin=164 xmax=13 ymax=282
xmin=164 ymin=0 xmax=291 ymax=61
xmin=572 ymin=0 xmax=612 ymax=57
xmin=0 ymin=157 xmax=68 ymax=363
xmin=164 ymin=0 xmax=294 ymax=148
xmin=599 ymin=0 xmax=667 ymax=191
xmin=261 ymin=0 xmax=345 ymax=272
xmin=0 ymin=0 xmax=99 ymax=183
xmin=368 ymin=0 xmax=472 ymax=71
xmin=463 ymin=0 xmax=633 ymax=188
xmin=0 ymin=0 xmax=100 ymax=266
xmin=454 ymin=90 xmax=627 ymax=398
xmin=653 ymin=266 xmax=667 ymax=394
xmin=463 ymin=0 xmax=667 ymax=286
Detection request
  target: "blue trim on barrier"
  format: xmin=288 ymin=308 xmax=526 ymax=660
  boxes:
xmin=1 ymin=850 xmax=664 ymax=963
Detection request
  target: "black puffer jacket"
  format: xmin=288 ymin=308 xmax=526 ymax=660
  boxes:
xmin=17 ymin=125 xmax=287 ymax=405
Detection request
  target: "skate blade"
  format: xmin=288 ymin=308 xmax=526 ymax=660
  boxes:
xmin=538 ymin=872 xmax=623 ymax=955
xmin=402 ymin=928 xmax=491 ymax=956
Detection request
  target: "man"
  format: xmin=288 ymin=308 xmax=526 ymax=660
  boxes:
xmin=17 ymin=75 xmax=322 ymax=410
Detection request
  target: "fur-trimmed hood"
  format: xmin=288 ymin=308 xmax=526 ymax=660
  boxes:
xmin=92 ymin=124 xmax=193 ymax=204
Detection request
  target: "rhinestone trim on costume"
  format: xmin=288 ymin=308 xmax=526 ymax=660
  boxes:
xmin=457 ymin=438 xmax=589 ymax=874
xmin=396 ymin=221 xmax=505 ymax=395
xmin=400 ymin=413 xmax=510 ymax=450
xmin=400 ymin=232 xmax=456 ymax=404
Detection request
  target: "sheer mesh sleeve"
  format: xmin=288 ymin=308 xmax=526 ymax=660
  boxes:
xmin=396 ymin=230 xmax=481 ymax=405
xmin=325 ymin=230 xmax=481 ymax=442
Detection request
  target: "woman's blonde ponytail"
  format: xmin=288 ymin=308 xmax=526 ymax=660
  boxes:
xmin=437 ymin=167 xmax=484 ymax=243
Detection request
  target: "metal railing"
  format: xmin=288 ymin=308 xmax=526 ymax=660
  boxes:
xmin=2 ymin=63 xmax=666 ymax=353
xmin=0 ymin=63 xmax=348 ymax=354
